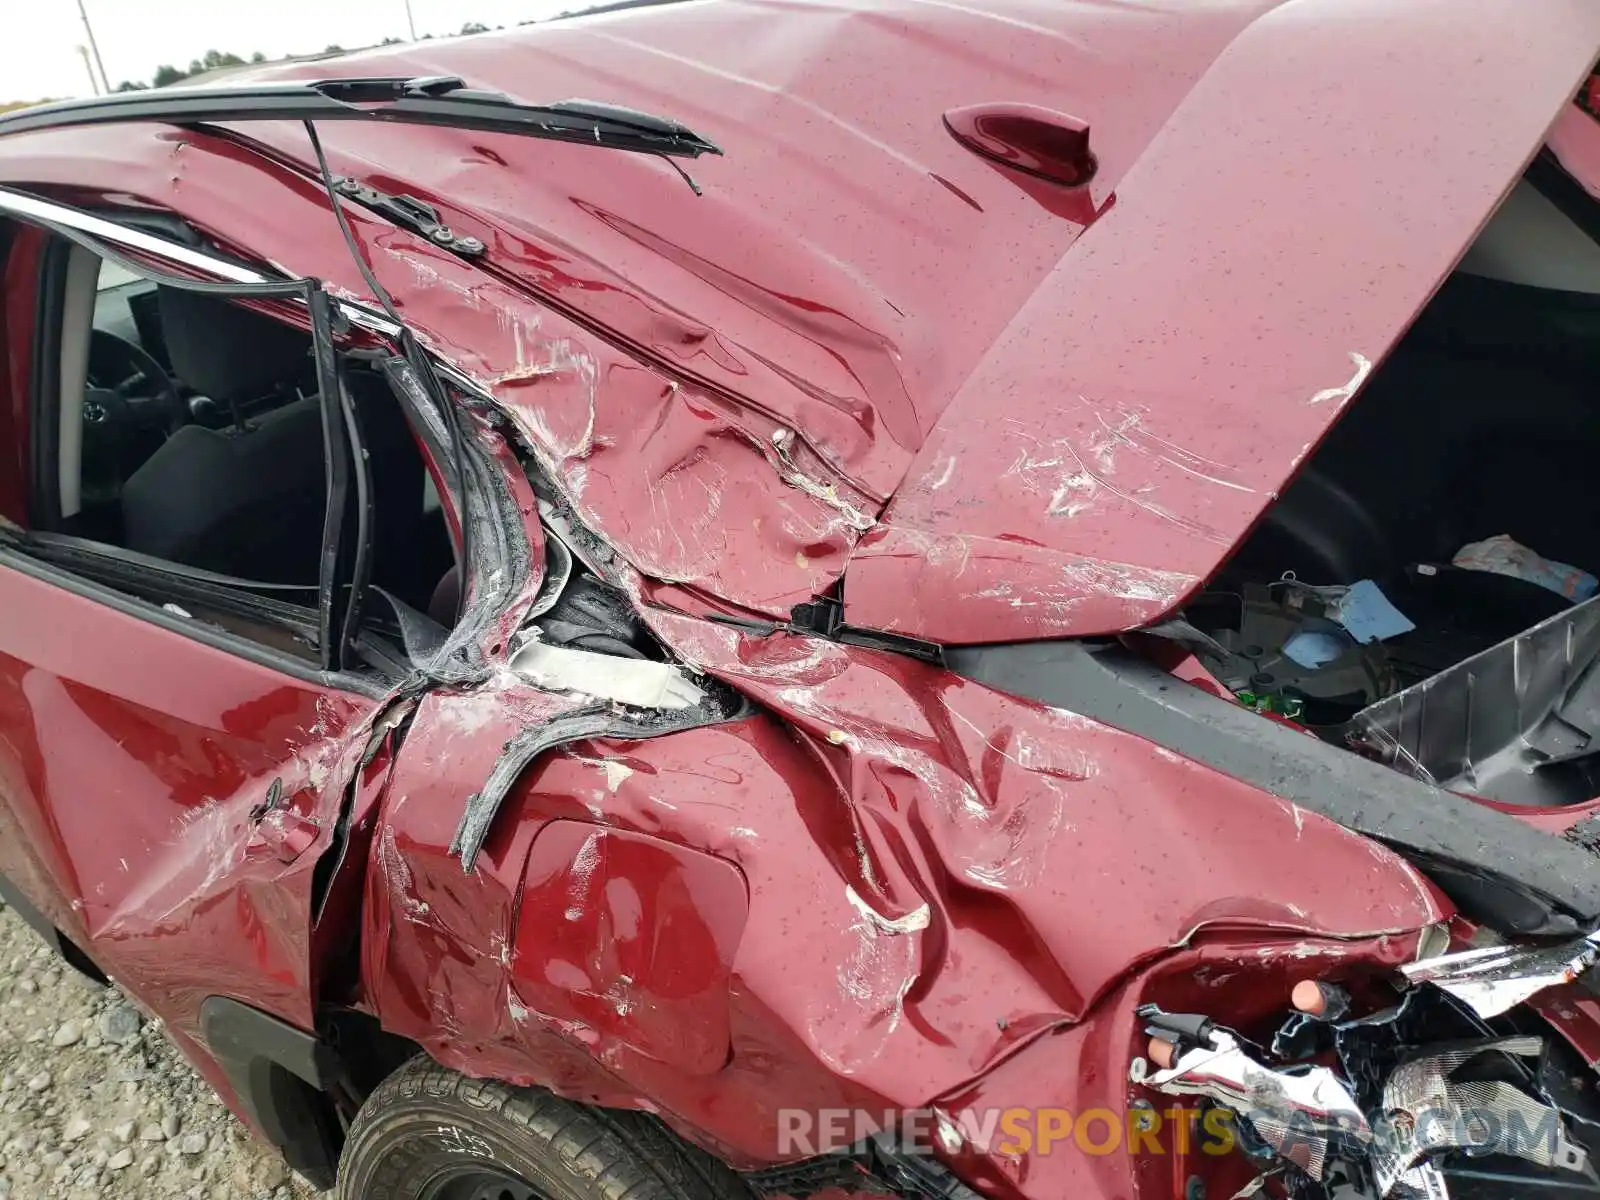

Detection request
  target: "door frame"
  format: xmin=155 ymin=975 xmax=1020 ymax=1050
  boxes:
xmin=3 ymin=189 xmax=382 ymax=678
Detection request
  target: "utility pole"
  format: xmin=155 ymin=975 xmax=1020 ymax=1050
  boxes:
xmin=76 ymin=45 xmax=101 ymax=96
xmin=75 ymin=0 xmax=111 ymax=94
xmin=402 ymin=0 xmax=419 ymax=40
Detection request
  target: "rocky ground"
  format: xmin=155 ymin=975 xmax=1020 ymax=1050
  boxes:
xmin=0 ymin=906 xmax=331 ymax=1199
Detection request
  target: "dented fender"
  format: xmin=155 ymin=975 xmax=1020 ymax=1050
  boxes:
xmin=358 ymin=611 xmax=1445 ymax=1183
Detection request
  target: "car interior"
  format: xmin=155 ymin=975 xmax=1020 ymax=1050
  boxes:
xmin=50 ymin=244 xmax=459 ymax=634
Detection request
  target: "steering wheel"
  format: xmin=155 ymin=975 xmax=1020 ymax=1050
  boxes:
xmin=81 ymin=329 xmax=188 ymax=496
xmin=85 ymin=328 xmax=187 ymax=439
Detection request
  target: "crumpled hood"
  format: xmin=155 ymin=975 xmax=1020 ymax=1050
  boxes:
xmin=842 ymin=0 xmax=1600 ymax=644
xmin=181 ymin=0 xmax=1279 ymax=616
xmin=25 ymin=0 xmax=1593 ymax=635
xmin=289 ymin=0 xmax=1598 ymax=641
xmin=242 ymin=0 xmax=1272 ymax=500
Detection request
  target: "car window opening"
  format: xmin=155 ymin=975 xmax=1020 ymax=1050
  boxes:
xmin=41 ymin=238 xmax=458 ymax=666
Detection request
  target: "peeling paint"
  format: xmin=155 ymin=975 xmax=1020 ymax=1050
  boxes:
xmin=378 ymin=824 xmax=432 ymax=923
xmin=844 ymin=885 xmax=932 ymax=934
xmin=1058 ymin=557 xmax=1198 ymax=606
xmin=1307 ymin=350 xmax=1374 ymax=405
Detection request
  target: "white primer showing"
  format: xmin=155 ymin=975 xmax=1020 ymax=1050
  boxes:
xmin=844 ymin=885 xmax=931 ymax=934
xmin=509 ymin=638 xmax=706 ymax=709
xmin=1307 ymin=351 xmax=1373 ymax=405
xmin=1058 ymin=557 xmax=1199 ymax=605
xmin=379 ymin=824 xmax=432 ymax=923
xmin=599 ymin=760 xmax=635 ymax=792
xmin=771 ymin=428 xmax=876 ymax=530
xmin=1252 ymin=942 xmax=1351 ymax=962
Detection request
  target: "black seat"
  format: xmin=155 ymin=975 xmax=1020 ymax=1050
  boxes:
xmin=121 ymin=290 xmax=326 ymax=582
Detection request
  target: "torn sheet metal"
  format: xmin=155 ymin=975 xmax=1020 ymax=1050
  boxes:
xmin=1132 ymin=1028 xmax=1370 ymax=1180
xmin=1401 ymin=931 xmax=1600 ymax=1019
xmin=641 ymin=610 xmax=1442 ymax=1026
xmin=1350 ymin=590 xmax=1600 ymax=807
xmin=1371 ymin=1037 xmax=1589 ymax=1195
xmin=365 ymin=672 xmax=1438 ymax=1192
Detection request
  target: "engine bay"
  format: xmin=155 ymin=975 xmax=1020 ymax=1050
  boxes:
xmin=1184 ymin=179 xmax=1600 ymax=808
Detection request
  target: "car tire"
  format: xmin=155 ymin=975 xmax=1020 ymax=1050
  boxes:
xmin=337 ymin=1056 xmax=754 ymax=1200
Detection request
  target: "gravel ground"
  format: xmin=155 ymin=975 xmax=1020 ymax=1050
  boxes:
xmin=0 ymin=905 xmax=332 ymax=1200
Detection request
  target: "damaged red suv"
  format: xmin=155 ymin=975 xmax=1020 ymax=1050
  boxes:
xmin=5 ymin=2 xmax=1600 ymax=1198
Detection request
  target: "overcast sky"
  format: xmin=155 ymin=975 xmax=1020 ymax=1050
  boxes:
xmin=12 ymin=0 xmax=581 ymax=103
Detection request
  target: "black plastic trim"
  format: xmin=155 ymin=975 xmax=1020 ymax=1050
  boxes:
xmin=0 ymin=874 xmax=109 ymax=984
xmin=0 ymin=873 xmax=67 ymax=956
xmin=0 ymin=77 xmax=721 ymax=158
xmin=333 ymin=358 xmax=374 ymax=666
xmin=945 ymin=641 xmax=1600 ymax=935
xmin=26 ymin=237 xmax=70 ymax=529
xmin=25 ymin=532 xmax=324 ymax=633
xmin=310 ymin=289 xmax=351 ymax=669
xmin=199 ymin=998 xmax=341 ymax=1188
xmin=1529 ymin=149 xmax=1600 ymax=251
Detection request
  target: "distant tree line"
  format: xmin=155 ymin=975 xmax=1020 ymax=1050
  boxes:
xmin=108 ymin=23 xmax=509 ymax=92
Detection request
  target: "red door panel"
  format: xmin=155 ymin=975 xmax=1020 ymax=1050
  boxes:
xmin=0 ymin=558 xmax=378 ymax=1039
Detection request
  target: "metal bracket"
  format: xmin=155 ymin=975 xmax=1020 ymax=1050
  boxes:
xmin=332 ymin=177 xmax=485 ymax=258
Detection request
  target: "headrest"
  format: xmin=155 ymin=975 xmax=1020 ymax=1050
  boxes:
xmin=156 ymin=288 xmax=312 ymax=403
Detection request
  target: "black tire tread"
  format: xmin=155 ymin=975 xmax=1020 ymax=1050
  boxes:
xmin=338 ymin=1055 xmax=754 ymax=1200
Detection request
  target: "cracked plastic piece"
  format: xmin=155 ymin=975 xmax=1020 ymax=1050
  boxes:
xmin=1401 ymin=931 xmax=1600 ymax=1018
xmin=1350 ymin=591 xmax=1600 ymax=806
xmin=449 ymin=688 xmax=745 ymax=870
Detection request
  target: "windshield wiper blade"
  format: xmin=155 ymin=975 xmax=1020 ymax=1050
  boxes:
xmin=0 ymin=75 xmax=721 ymax=159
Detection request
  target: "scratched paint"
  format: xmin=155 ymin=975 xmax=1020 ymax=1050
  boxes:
xmin=4 ymin=4 xmax=1600 ymax=1199
xmin=1307 ymin=351 xmax=1374 ymax=405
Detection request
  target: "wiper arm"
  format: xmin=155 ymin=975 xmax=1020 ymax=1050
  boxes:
xmin=0 ymin=75 xmax=721 ymax=159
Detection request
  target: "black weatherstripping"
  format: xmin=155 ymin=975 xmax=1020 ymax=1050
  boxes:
xmin=945 ymin=640 xmax=1600 ymax=936
xmin=26 ymin=237 xmax=71 ymax=530
xmin=0 ymin=76 xmax=722 ymax=160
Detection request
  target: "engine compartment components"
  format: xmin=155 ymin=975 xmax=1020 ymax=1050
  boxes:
xmin=1370 ymin=1037 xmax=1587 ymax=1196
xmin=1170 ymin=268 xmax=1600 ymax=810
xmin=1187 ymin=578 xmax=1406 ymax=728
xmin=1131 ymin=1014 xmax=1371 ymax=1184
xmin=1130 ymin=940 xmax=1600 ymax=1199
